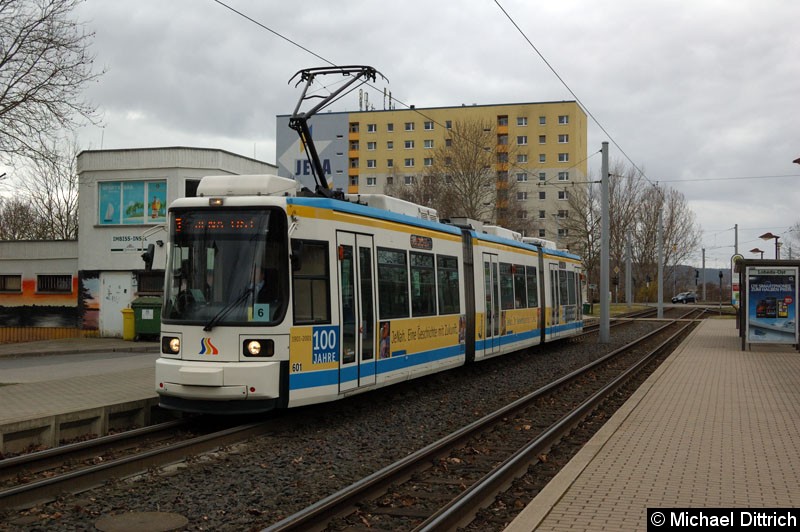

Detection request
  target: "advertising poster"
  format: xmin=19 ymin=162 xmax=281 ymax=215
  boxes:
xmin=122 ymin=181 xmax=146 ymax=224
xmin=146 ymin=181 xmax=167 ymax=222
xmin=746 ymin=267 xmax=798 ymax=344
xmin=98 ymin=182 xmax=121 ymax=225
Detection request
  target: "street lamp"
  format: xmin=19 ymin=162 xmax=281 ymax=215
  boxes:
xmin=749 ymin=247 xmax=765 ymax=259
xmin=759 ymin=232 xmax=781 ymax=260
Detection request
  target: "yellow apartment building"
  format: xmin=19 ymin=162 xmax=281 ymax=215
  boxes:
xmin=276 ymin=101 xmax=587 ymax=247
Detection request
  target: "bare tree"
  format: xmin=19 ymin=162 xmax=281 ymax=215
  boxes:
xmin=17 ymin=135 xmax=79 ymax=239
xmin=0 ymin=0 xmax=102 ymax=164
xmin=386 ymin=119 xmax=532 ymax=233
xmin=0 ymin=195 xmax=48 ymax=239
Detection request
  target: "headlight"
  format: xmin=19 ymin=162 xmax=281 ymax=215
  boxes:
xmin=162 ymin=336 xmax=181 ymax=354
xmin=243 ymin=339 xmax=274 ymax=357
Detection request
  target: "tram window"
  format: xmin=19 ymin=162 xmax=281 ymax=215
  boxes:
xmin=499 ymin=263 xmax=515 ymax=310
xmin=377 ymin=247 xmax=409 ymax=319
xmin=513 ymin=264 xmax=526 ymax=308
xmin=410 ymin=252 xmax=436 ymax=317
xmin=567 ymin=271 xmax=577 ymax=305
xmin=291 ymin=240 xmax=330 ymax=324
xmin=437 ymin=255 xmax=460 ymax=315
xmin=559 ymin=270 xmax=569 ymax=305
xmin=526 ymin=266 xmax=539 ymax=307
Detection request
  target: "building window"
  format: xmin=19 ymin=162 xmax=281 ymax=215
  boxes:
xmin=558 ymin=153 xmax=569 ymax=162
xmin=387 ymin=141 xmax=393 ymax=150
xmin=386 ymin=176 xmax=394 ymax=185
xmin=497 ymin=152 xmax=508 ymax=163
xmin=558 ymin=171 xmax=569 ymax=181
xmin=517 ymin=154 xmax=528 ymax=163
xmin=516 ymin=172 xmax=528 ymax=182
xmin=558 ymin=209 xmax=569 ymax=218
xmin=517 ymin=135 xmax=528 ymax=145
xmin=138 ymin=271 xmax=164 ymax=295
xmin=517 ymin=191 xmax=528 ymax=200
xmin=387 ymin=159 xmax=394 ymax=168
xmin=367 ymin=141 xmax=377 ymax=150
xmin=517 ymin=117 xmax=528 ymax=126
xmin=424 ymin=139 xmax=434 ymax=149
xmin=367 ymin=159 xmax=377 ymax=168
xmin=404 ymin=175 xmax=415 ymax=185
xmin=424 ymin=157 xmax=433 ymax=166
xmin=538 ymin=210 xmax=546 ymax=219
xmin=387 ymin=123 xmax=394 ymax=132
xmin=404 ymin=158 xmax=415 ymax=167
xmin=558 ymin=191 xmax=569 ymax=200
xmin=404 ymin=140 xmax=415 ymax=149
xmin=424 ymin=121 xmax=434 ymax=130
xmin=558 ymin=228 xmax=569 ymax=237
xmin=539 ymin=116 xmax=546 ymax=125
xmin=539 ymin=154 xmax=546 ymax=163
xmin=539 ymin=172 xmax=546 ymax=181
xmin=445 ymin=120 xmax=452 ymax=129
xmin=367 ymin=123 xmax=377 ymax=132
xmin=349 ymin=141 xmax=359 ymax=151
xmin=404 ymin=122 xmax=415 ymax=131
xmin=538 ymin=229 xmax=546 ymax=237
xmin=445 ymin=138 xmax=452 ymax=147
xmin=558 ymin=115 xmax=569 ymax=124
xmin=350 ymin=176 xmax=358 ymax=186
xmin=349 ymin=123 xmax=359 ymax=133
xmin=367 ymin=177 xmax=377 ymax=186
xmin=539 ymin=135 xmax=546 ymax=144
xmin=37 ymin=274 xmax=72 ymax=293
xmin=539 ymin=191 xmax=546 ymax=200
xmin=0 ymin=274 xmax=22 ymax=293
xmin=558 ymin=134 xmax=569 ymax=143
xmin=518 ymin=210 xmax=528 ymax=219
xmin=349 ymin=158 xmax=359 ymax=168
xmin=98 ymin=180 xmax=166 ymax=225
xmin=498 ymin=115 xmax=508 ymax=126
xmin=498 ymin=134 xmax=508 ymax=145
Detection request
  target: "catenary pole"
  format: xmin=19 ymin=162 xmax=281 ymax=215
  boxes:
xmin=626 ymin=236 xmax=632 ymax=308
xmin=599 ymin=142 xmax=610 ymax=343
xmin=657 ymin=196 xmax=664 ymax=319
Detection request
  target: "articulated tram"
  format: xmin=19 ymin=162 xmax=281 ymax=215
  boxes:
xmin=155 ymin=174 xmax=583 ymax=414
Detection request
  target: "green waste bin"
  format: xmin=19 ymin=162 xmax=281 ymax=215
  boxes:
xmin=582 ymin=302 xmax=591 ymax=315
xmin=131 ymin=296 xmax=162 ymax=340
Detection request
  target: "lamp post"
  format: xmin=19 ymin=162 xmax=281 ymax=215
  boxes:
xmin=759 ymin=232 xmax=781 ymax=260
xmin=718 ymin=270 xmax=723 ymax=314
xmin=749 ymin=247 xmax=765 ymax=259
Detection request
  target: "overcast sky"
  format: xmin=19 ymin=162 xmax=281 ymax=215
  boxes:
xmin=64 ymin=0 xmax=800 ymax=269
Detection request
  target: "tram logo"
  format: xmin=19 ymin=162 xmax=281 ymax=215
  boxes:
xmin=199 ymin=338 xmax=219 ymax=355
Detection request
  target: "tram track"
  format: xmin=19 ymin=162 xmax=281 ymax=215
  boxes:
xmin=0 ymin=418 xmax=271 ymax=511
xmin=265 ymin=308 xmax=705 ymax=531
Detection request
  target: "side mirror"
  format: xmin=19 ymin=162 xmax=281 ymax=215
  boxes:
xmin=141 ymin=243 xmax=155 ymax=271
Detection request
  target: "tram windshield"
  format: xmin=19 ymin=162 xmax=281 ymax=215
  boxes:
xmin=163 ymin=208 xmax=289 ymax=326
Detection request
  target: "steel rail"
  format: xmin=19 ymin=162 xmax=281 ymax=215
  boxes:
xmin=264 ymin=313 xmax=702 ymax=531
xmin=0 ymin=421 xmax=270 ymax=510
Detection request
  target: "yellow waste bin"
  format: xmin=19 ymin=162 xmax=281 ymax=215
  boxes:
xmin=121 ymin=308 xmax=135 ymax=341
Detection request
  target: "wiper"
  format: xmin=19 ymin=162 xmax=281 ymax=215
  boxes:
xmin=203 ymin=286 xmax=253 ymax=332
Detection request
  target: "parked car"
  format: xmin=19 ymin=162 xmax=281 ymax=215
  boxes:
xmin=671 ymin=292 xmax=697 ymax=304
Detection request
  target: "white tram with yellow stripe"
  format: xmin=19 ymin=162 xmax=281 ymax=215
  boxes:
xmin=155 ymin=174 xmax=583 ymax=414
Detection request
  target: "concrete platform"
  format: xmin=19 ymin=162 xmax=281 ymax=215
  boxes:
xmin=0 ymin=338 xmax=160 ymax=453
xmin=505 ymin=318 xmax=800 ymax=531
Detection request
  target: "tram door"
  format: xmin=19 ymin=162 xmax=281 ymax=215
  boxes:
xmin=482 ymin=253 xmax=501 ymax=356
xmin=337 ymin=232 xmax=377 ymax=392
xmin=550 ymin=264 xmax=563 ymax=336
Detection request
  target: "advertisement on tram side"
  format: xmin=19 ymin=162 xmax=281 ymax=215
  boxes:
xmin=745 ymin=266 xmax=798 ymax=344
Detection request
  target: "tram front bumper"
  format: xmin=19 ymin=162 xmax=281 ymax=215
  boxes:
xmin=156 ymin=358 xmax=281 ymax=400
